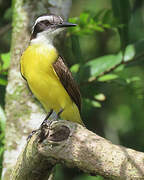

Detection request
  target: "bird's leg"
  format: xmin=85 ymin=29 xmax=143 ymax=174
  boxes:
xmin=57 ymin=108 xmax=64 ymax=119
xmin=41 ymin=108 xmax=64 ymax=128
xmin=28 ymin=109 xmax=64 ymax=142
xmin=27 ymin=109 xmax=53 ymax=141
xmin=27 ymin=130 xmax=37 ymax=141
xmin=41 ymin=109 xmax=53 ymax=127
xmin=38 ymin=108 xmax=64 ymax=143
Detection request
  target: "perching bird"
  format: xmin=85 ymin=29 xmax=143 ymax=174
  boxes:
xmin=20 ymin=14 xmax=84 ymax=125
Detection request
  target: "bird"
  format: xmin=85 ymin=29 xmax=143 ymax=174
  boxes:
xmin=20 ymin=14 xmax=84 ymax=125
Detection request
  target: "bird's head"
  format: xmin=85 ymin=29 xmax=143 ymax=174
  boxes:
xmin=31 ymin=14 xmax=76 ymax=41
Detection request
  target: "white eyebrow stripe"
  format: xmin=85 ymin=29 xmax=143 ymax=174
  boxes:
xmin=34 ymin=15 xmax=63 ymax=26
xmin=32 ymin=16 xmax=53 ymax=33
xmin=32 ymin=15 xmax=63 ymax=33
xmin=35 ymin=16 xmax=53 ymax=24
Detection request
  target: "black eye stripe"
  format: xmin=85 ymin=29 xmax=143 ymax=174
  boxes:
xmin=31 ymin=15 xmax=64 ymax=40
xmin=40 ymin=20 xmax=51 ymax=25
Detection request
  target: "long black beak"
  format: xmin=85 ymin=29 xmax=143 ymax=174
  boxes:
xmin=57 ymin=22 xmax=77 ymax=28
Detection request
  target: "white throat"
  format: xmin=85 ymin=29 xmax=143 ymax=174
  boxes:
xmin=30 ymin=31 xmax=54 ymax=49
xmin=30 ymin=28 xmax=64 ymax=47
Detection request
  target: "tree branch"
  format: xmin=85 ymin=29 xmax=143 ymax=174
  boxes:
xmin=87 ymin=51 xmax=144 ymax=83
xmin=11 ymin=120 xmax=144 ymax=180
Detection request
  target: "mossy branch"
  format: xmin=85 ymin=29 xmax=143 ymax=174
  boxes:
xmin=11 ymin=120 xmax=144 ymax=180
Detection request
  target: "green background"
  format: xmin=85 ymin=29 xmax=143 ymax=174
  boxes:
xmin=1 ymin=0 xmax=144 ymax=179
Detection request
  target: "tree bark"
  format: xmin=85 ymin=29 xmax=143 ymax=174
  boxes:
xmin=2 ymin=0 xmax=72 ymax=179
xmin=11 ymin=120 xmax=144 ymax=180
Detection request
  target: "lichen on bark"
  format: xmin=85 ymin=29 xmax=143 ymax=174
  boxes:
xmin=11 ymin=120 xmax=144 ymax=180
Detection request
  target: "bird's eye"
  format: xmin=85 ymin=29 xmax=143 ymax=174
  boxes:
xmin=42 ymin=20 xmax=51 ymax=26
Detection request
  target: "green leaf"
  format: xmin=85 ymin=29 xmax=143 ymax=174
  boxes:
xmin=1 ymin=52 xmax=10 ymax=70
xmin=91 ymin=100 xmax=101 ymax=108
xmin=84 ymin=98 xmax=101 ymax=108
xmin=70 ymin=64 xmax=80 ymax=73
xmin=114 ymin=64 xmax=125 ymax=72
xmin=69 ymin=12 xmax=107 ymax=36
xmin=98 ymin=74 xmax=119 ymax=82
xmin=0 ymin=77 xmax=7 ymax=85
xmin=79 ymin=52 xmax=122 ymax=81
xmin=124 ymin=39 xmax=144 ymax=62
xmin=126 ymin=76 xmax=141 ymax=84
xmin=79 ymin=12 xmax=89 ymax=25
xmin=124 ymin=45 xmax=135 ymax=62
xmin=0 ymin=147 xmax=4 ymax=155
xmin=78 ymin=39 xmax=144 ymax=83
xmin=94 ymin=93 xmax=106 ymax=101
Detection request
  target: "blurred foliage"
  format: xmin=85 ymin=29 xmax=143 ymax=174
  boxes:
xmin=69 ymin=10 xmax=116 ymax=36
xmin=0 ymin=0 xmax=11 ymax=178
xmin=111 ymin=0 xmax=131 ymax=50
xmin=54 ymin=164 xmax=104 ymax=180
xmin=0 ymin=106 xmax=6 ymax=177
xmin=1 ymin=0 xmax=144 ymax=179
xmin=0 ymin=52 xmax=11 ymax=86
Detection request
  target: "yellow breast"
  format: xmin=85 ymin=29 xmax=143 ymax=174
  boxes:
xmin=21 ymin=44 xmax=58 ymax=77
xmin=20 ymin=43 xmax=83 ymax=124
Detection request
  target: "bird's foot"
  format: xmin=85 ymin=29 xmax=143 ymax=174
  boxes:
xmin=40 ymin=109 xmax=53 ymax=128
xmin=27 ymin=130 xmax=37 ymax=141
xmin=38 ymin=109 xmax=64 ymax=143
xmin=27 ymin=109 xmax=64 ymax=142
xmin=56 ymin=108 xmax=64 ymax=120
xmin=27 ymin=110 xmax=53 ymax=141
xmin=41 ymin=108 xmax=64 ymax=127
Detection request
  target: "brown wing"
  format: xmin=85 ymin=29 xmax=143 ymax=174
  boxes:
xmin=53 ymin=56 xmax=81 ymax=112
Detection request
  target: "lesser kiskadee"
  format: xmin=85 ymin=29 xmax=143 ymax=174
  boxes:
xmin=20 ymin=14 xmax=84 ymax=125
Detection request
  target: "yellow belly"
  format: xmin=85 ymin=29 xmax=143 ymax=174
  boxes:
xmin=20 ymin=44 xmax=83 ymax=124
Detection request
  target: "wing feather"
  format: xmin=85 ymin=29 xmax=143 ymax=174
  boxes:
xmin=53 ymin=57 xmax=81 ymax=112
